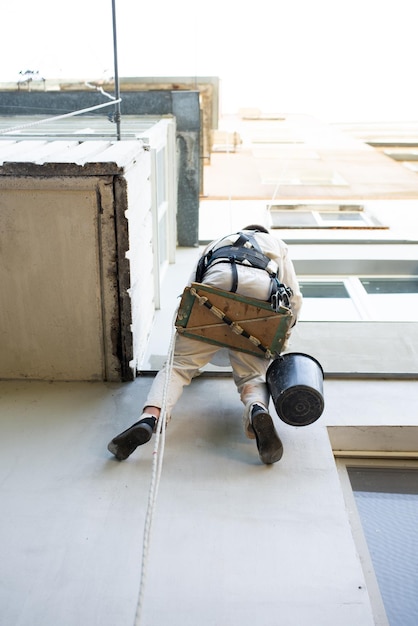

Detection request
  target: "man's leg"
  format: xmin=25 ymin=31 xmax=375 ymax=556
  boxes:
xmin=229 ymin=350 xmax=283 ymax=464
xmin=107 ymin=334 xmax=220 ymax=460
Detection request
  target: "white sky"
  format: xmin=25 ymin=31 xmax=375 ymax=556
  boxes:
xmin=1 ymin=0 xmax=418 ymax=121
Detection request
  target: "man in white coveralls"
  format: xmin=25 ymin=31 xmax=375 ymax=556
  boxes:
xmin=108 ymin=225 xmax=302 ymax=465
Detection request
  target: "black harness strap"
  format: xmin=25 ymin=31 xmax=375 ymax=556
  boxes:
xmin=195 ymin=231 xmax=293 ymax=309
xmin=207 ymin=244 xmax=271 ymax=271
xmin=196 ymin=232 xmax=271 ymax=284
xmin=230 ymin=259 xmax=239 ymax=292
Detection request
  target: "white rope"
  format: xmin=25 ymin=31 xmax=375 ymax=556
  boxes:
xmin=84 ymin=82 xmax=117 ymax=101
xmin=134 ymin=309 xmax=178 ymax=626
xmin=0 ymin=98 xmax=122 ymax=135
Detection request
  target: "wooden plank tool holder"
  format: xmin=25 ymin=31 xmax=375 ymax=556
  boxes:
xmin=175 ymin=283 xmax=294 ymax=359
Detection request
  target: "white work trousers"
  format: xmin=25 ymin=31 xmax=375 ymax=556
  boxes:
xmin=144 ymin=332 xmax=270 ymax=418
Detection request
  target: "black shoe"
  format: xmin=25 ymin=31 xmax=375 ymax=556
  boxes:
xmin=250 ymin=403 xmax=283 ymax=465
xmin=107 ymin=416 xmax=157 ymax=461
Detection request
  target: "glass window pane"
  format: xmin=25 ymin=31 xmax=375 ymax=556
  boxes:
xmin=300 ymin=281 xmax=349 ymax=298
xmin=319 ymin=212 xmax=364 ymax=222
xmin=361 ymin=277 xmax=418 ymax=294
xmin=360 ymin=278 xmax=418 ymax=321
xmin=298 ymin=281 xmax=361 ymax=320
xmin=270 ymin=211 xmax=317 ymax=227
xmin=348 ymin=468 xmax=418 ymax=626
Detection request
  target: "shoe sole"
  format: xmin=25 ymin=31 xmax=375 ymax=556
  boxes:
xmin=251 ymin=411 xmax=283 ymax=464
xmin=107 ymin=423 xmax=153 ymax=461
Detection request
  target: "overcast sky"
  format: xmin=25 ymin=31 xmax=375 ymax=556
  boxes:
xmin=1 ymin=0 xmax=418 ymax=121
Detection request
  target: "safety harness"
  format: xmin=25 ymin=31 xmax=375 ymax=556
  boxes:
xmin=195 ymin=230 xmax=293 ymax=311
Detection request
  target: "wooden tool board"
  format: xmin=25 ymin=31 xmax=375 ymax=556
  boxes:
xmin=175 ymin=283 xmax=294 ymax=357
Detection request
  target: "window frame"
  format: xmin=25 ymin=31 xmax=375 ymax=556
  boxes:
xmin=298 ymin=275 xmax=418 ymax=321
xmin=269 ymin=204 xmax=384 ymax=229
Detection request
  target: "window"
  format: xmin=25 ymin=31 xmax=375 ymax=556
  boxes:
xmin=347 ymin=465 xmax=418 ymax=626
xmin=320 ymin=212 xmax=364 ymax=222
xmin=299 ymin=280 xmax=361 ymax=320
xmin=300 ymin=281 xmax=349 ymax=299
xmin=298 ymin=277 xmax=418 ymax=321
xmin=360 ymin=277 xmax=418 ymax=321
xmin=336 ymin=455 xmax=418 ymax=626
xmin=268 ymin=203 xmax=384 ymax=229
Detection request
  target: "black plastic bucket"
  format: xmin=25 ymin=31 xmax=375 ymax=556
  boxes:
xmin=266 ymin=353 xmax=324 ymax=426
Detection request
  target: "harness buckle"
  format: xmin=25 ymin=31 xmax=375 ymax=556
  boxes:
xmin=271 ymin=292 xmax=280 ymax=312
xmin=271 ymin=284 xmax=293 ymax=312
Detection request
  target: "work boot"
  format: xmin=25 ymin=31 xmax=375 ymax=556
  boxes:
xmin=107 ymin=415 xmax=157 ymax=461
xmin=250 ymin=403 xmax=283 ymax=465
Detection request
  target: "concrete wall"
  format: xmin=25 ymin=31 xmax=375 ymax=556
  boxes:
xmin=1 ymin=370 xmax=416 ymax=624
xmin=0 ymin=141 xmax=155 ymax=382
xmin=0 ymin=176 xmax=121 ymax=381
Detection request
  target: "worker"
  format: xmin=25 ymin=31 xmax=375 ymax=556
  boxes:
xmin=108 ymin=225 xmax=303 ymax=465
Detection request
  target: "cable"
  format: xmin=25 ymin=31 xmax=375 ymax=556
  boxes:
xmin=133 ymin=310 xmax=178 ymax=626
xmin=111 ymin=0 xmax=121 ymax=140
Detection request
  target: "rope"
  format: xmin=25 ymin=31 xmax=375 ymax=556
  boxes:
xmin=134 ymin=309 xmax=178 ymax=626
xmin=85 ymin=82 xmax=117 ymax=101
xmin=0 ymin=99 xmax=122 ymax=135
xmin=189 ymin=287 xmax=273 ymax=359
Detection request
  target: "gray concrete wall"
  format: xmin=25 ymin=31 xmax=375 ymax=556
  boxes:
xmin=1 ymin=374 xmax=416 ymax=625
